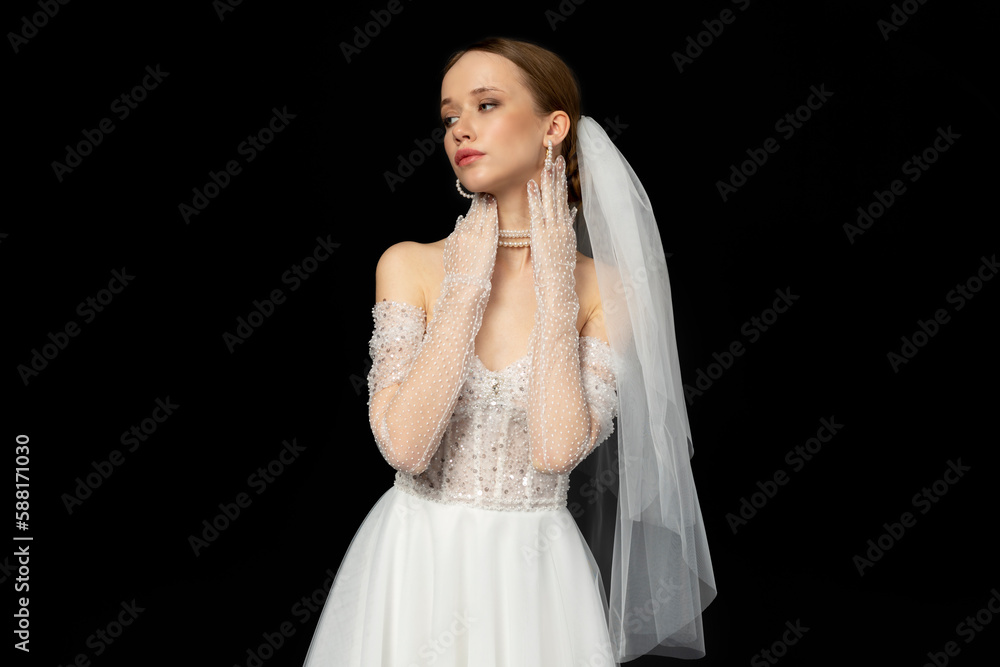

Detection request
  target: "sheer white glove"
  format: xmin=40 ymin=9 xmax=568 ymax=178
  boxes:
xmin=443 ymin=192 xmax=499 ymax=291
xmin=369 ymin=194 xmax=498 ymax=474
xmin=526 ymin=153 xmax=595 ymax=474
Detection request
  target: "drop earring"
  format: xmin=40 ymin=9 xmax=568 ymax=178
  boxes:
xmin=545 ymin=140 xmax=553 ymax=169
xmin=456 ymin=178 xmax=475 ymax=199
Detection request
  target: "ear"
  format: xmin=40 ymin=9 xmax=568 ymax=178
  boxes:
xmin=543 ymin=110 xmax=571 ymax=150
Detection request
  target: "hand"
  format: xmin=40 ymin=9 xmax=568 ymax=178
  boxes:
xmin=527 ymin=154 xmax=578 ymax=303
xmin=443 ymin=193 xmax=499 ymax=287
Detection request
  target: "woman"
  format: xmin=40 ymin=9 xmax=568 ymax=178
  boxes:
xmin=302 ymin=38 xmax=715 ymax=666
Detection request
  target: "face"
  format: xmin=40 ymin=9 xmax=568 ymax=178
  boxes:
xmin=440 ymin=51 xmax=550 ymax=197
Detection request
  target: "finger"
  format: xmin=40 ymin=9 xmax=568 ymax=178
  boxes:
xmin=477 ymin=193 xmax=494 ymax=234
xmin=541 ymin=155 xmax=555 ymax=228
xmin=479 ymin=192 xmax=496 ymax=214
xmin=471 ymin=193 xmax=483 ymax=233
xmin=527 ymin=179 xmax=542 ymax=231
xmin=554 ymin=154 xmax=568 ymax=217
xmin=461 ymin=196 xmax=477 ymax=230
xmin=481 ymin=194 xmax=498 ymax=239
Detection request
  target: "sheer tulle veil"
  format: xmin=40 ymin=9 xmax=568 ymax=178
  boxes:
xmin=573 ymin=116 xmax=717 ymax=661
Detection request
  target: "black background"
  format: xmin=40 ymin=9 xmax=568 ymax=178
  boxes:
xmin=5 ymin=0 xmax=999 ymax=665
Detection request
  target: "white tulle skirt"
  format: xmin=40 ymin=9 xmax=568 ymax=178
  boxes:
xmin=302 ymin=484 xmax=618 ymax=666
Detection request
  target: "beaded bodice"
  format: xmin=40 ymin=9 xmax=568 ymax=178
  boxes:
xmin=367 ymin=300 xmax=617 ymax=512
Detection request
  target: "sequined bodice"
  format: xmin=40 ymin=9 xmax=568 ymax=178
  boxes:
xmin=367 ymin=300 xmax=618 ymax=512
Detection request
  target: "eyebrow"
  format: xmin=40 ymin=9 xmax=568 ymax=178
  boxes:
xmin=440 ymin=87 xmax=505 ymax=110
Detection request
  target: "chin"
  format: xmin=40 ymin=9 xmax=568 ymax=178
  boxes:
xmin=457 ymin=176 xmax=492 ymax=194
xmin=463 ymin=172 xmax=523 ymax=197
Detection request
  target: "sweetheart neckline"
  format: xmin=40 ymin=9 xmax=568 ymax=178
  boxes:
xmin=472 ymin=350 xmax=531 ymax=375
xmin=375 ymin=299 xmax=609 ymax=374
xmin=472 ymin=339 xmax=610 ymax=376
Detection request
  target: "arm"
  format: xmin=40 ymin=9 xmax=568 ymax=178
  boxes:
xmin=529 ymin=276 xmax=617 ymax=473
xmin=527 ymin=154 xmax=611 ymax=474
xmin=576 ymin=309 xmax=618 ymax=460
xmin=368 ymin=196 xmax=498 ymax=475
xmin=528 ymin=272 xmax=592 ymax=474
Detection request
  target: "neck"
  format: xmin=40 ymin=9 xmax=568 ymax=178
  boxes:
xmin=495 ymin=163 xmax=546 ymax=223
xmin=494 ymin=187 xmax=530 ymax=231
xmin=491 ymin=180 xmax=537 ymax=272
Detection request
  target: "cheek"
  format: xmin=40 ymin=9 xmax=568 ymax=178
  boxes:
xmin=509 ymin=137 xmax=541 ymax=175
xmin=491 ymin=124 xmax=538 ymax=171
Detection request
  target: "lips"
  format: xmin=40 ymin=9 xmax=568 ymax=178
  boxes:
xmin=455 ymin=148 xmax=485 ymax=166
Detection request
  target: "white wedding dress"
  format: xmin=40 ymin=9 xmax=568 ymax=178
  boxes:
xmin=302 ymin=299 xmax=620 ymax=666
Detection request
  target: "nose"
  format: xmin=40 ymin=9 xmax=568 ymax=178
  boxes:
xmin=451 ymin=113 xmax=475 ymax=145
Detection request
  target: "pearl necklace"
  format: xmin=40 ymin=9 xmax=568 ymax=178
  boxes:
xmin=498 ymin=228 xmax=530 ymax=248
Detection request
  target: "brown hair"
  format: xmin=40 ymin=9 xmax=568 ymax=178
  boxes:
xmin=443 ymin=37 xmax=582 ymax=203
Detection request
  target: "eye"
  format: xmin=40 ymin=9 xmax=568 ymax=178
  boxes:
xmin=441 ymin=101 xmax=500 ymax=128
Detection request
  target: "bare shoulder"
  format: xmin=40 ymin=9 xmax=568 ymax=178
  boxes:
xmin=576 ymin=253 xmax=608 ymax=343
xmin=574 ymin=252 xmax=600 ymax=299
xmin=373 ymin=240 xmax=444 ymax=310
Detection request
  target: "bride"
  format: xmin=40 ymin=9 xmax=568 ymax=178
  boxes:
xmin=302 ymin=37 xmax=715 ymax=666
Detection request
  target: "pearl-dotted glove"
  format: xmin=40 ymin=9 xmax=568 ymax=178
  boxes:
xmin=369 ymin=194 xmax=498 ymax=474
xmin=526 ymin=153 xmax=595 ymax=474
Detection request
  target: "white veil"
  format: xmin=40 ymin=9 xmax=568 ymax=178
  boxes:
xmin=574 ymin=115 xmax=717 ymax=661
